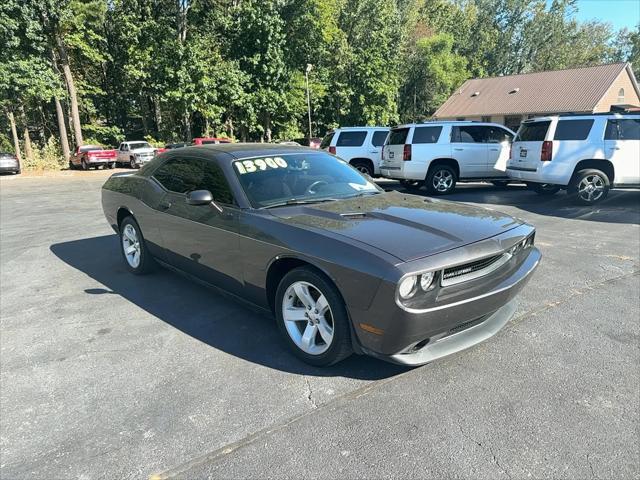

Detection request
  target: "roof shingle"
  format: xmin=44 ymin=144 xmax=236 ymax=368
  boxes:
xmin=434 ymin=63 xmax=631 ymax=118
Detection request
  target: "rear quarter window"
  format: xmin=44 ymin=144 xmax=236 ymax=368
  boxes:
xmin=515 ymin=121 xmax=551 ymax=142
xmin=372 ymin=130 xmax=389 ymax=147
xmin=320 ymin=132 xmax=334 ymax=149
xmin=388 ymin=128 xmax=410 ymax=145
xmin=605 ymin=119 xmax=640 ymax=140
xmin=336 ymin=131 xmax=367 ymax=147
xmin=412 ymin=126 xmax=443 ymax=144
xmin=553 ymin=120 xmax=594 ymax=141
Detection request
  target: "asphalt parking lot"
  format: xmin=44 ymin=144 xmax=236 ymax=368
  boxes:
xmin=1 ymin=172 xmax=638 ymax=479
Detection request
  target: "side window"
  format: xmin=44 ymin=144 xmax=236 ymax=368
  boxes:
xmin=371 ymin=131 xmax=389 ymax=147
xmin=605 ymin=120 xmax=619 ymax=140
xmin=120 ymin=144 xmax=127 ymax=151
xmin=153 ymin=158 xmax=204 ymax=194
xmin=451 ymin=126 xmax=487 ymax=143
xmin=412 ymin=126 xmax=443 ymax=144
xmin=617 ymin=119 xmax=640 ymax=140
xmin=488 ymin=127 xmax=513 ymax=143
xmin=336 ymin=131 xmax=367 ymax=147
xmin=201 ymin=161 xmax=234 ymax=204
xmin=553 ymin=120 xmax=594 ymax=141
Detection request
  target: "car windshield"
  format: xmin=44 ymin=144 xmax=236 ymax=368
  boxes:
xmin=233 ymin=152 xmax=382 ymax=208
xmin=130 ymin=142 xmax=152 ymax=149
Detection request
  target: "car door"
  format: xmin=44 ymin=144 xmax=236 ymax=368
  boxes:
xmin=450 ymin=125 xmax=488 ymax=178
xmin=604 ymin=118 xmax=640 ymax=185
xmin=487 ymin=126 xmax=514 ymax=175
xmin=117 ymin=143 xmax=127 ymax=163
xmin=151 ymin=155 xmax=243 ymax=294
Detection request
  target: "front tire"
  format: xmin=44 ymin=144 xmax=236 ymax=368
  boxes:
xmin=426 ymin=165 xmax=457 ymax=195
xmin=129 ymin=157 xmax=137 ymax=169
xmin=275 ymin=266 xmax=352 ymax=366
xmin=119 ymin=216 xmax=155 ymax=274
xmin=570 ymin=169 xmax=609 ymax=205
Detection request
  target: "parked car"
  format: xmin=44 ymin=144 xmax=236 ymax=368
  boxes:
xmin=507 ymin=113 xmax=640 ymax=204
xmin=192 ymin=137 xmax=232 ymax=145
xmin=380 ymin=122 xmax=515 ymax=194
xmin=69 ymin=145 xmax=117 ymax=170
xmin=320 ymin=127 xmax=390 ymax=177
xmin=116 ymin=141 xmax=156 ymax=169
xmin=101 ymin=144 xmax=540 ymax=366
xmin=0 ymin=152 xmax=20 ymax=174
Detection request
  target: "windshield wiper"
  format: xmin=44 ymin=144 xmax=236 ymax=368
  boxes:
xmin=261 ymin=198 xmax=339 ymax=209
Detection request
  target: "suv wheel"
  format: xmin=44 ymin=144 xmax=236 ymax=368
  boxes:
xmin=528 ymin=183 xmax=560 ymax=196
xmin=351 ymin=160 xmax=373 ymax=177
xmin=275 ymin=266 xmax=352 ymax=366
xmin=426 ymin=165 xmax=457 ymax=195
xmin=570 ymin=169 xmax=609 ymax=205
xmin=129 ymin=157 xmax=137 ymax=169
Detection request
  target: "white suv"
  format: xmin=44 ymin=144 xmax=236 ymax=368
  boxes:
xmin=379 ymin=122 xmax=515 ymax=194
xmin=320 ymin=127 xmax=389 ymax=176
xmin=507 ymin=113 xmax=640 ymax=204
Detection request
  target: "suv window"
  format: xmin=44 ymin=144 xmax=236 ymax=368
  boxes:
xmin=320 ymin=132 xmax=334 ymax=149
xmin=515 ymin=121 xmax=551 ymax=142
xmin=412 ymin=126 xmax=442 ymax=144
xmin=336 ymin=131 xmax=367 ymax=147
xmin=605 ymin=119 xmax=640 ymax=141
xmin=487 ymin=127 xmax=513 ymax=143
xmin=553 ymin=120 xmax=594 ymax=141
xmin=153 ymin=157 xmax=234 ymax=204
xmin=372 ymin=131 xmax=388 ymax=147
xmin=451 ymin=125 xmax=488 ymax=143
xmin=388 ymin=128 xmax=410 ymax=145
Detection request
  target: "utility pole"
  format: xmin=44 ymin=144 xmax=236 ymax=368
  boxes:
xmin=305 ymin=63 xmax=313 ymax=142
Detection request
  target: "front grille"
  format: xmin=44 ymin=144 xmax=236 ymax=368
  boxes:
xmin=448 ymin=316 xmax=486 ymax=335
xmin=443 ymin=254 xmax=502 ymax=281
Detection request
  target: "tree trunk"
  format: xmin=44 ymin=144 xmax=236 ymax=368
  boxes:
xmin=23 ymin=127 xmax=34 ymax=164
xmin=54 ymin=97 xmax=70 ymax=160
xmin=264 ymin=112 xmax=272 ymax=143
xmin=183 ymin=109 xmax=192 ymax=140
xmin=56 ymin=36 xmax=83 ymax=146
xmin=7 ymin=111 xmax=22 ymax=162
xmin=153 ymin=96 xmax=162 ymax=137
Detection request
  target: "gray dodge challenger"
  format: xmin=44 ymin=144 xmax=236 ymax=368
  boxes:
xmin=101 ymin=144 xmax=540 ymax=366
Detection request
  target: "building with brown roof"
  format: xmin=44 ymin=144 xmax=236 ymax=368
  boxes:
xmin=433 ymin=63 xmax=640 ymax=131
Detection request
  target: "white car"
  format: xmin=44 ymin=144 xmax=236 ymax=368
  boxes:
xmin=379 ymin=122 xmax=515 ymax=194
xmin=320 ymin=127 xmax=390 ymax=176
xmin=116 ymin=141 xmax=157 ymax=169
xmin=507 ymin=113 xmax=640 ymax=204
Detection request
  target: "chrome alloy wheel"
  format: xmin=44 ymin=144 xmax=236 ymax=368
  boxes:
xmin=121 ymin=224 xmax=141 ymax=268
xmin=577 ymin=174 xmax=605 ymax=203
xmin=432 ymin=169 xmax=454 ymax=192
xmin=282 ymin=281 xmax=334 ymax=355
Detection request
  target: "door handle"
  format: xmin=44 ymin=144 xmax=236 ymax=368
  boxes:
xmin=454 ymin=148 xmax=464 ymax=151
xmin=369 ymin=150 xmax=379 ymax=154
xmin=490 ymin=148 xmax=499 ymax=151
xmin=159 ymin=200 xmax=172 ymax=211
xmin=608 ymin=147 xmax=620 ymax=150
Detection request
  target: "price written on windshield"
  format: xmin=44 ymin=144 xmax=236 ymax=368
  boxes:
xmin=235 ymin=157 xmax=288 ymax=174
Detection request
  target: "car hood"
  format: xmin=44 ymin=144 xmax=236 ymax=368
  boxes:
xmin=269 ymin=191 xmax=523 ymax=262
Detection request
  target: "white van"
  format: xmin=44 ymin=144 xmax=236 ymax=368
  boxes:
xmin=507 ymin=113 xmax=640 ymax=204
xmin=320 ymin=127 xmax=389 ymax=176
xmin=379 ymin=122 xmax=514 ymax=194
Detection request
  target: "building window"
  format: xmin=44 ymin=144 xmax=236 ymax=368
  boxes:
xmin=481 ymin=116 xmax=491 ymax=123
xmin=617 ymin=88 xmax=625 ymax=103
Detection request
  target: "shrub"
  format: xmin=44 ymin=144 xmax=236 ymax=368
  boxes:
xmin=22 ymin=137 xmax=65 ymax=171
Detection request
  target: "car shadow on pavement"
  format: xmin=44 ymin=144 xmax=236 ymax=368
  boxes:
xmin=50 ymin=235 xmax=408 ymax=380
xmin=385 ymin=182 xmax=640 ymax=225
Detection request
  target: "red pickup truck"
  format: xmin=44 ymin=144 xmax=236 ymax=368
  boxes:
xmin=192 ymin=137 xmax=232 ymax=145
xmin=69 ymin=145 xmax=118 ymax=170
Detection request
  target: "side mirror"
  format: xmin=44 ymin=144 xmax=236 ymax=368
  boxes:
xmin=186 ymin=190 xmax=213 ymax=206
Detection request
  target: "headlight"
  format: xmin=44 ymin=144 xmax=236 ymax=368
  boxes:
xmin=398 ymin=276 xmax=417 ymax=300
xmin=419 ymin=271 xmax=435 ymax=291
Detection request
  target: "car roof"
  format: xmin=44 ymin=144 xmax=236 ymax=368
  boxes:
xmin=525 ymin=113 xmax=640 ymax=122
xmin=333 ymin=126 xmax=389 ymax=131
xmin=174 ymin=143 xmax=321 ymax=161
xmin=393 ymin=121 xmax=503 ymax=128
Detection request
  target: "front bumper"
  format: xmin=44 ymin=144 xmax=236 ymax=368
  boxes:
xmin=350 ymin=230 xmax=540 ymax=365
xmin=0 ymin=164 xmax=19 ymax=173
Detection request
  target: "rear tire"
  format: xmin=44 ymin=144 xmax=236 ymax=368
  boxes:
xmin=275 ymin=266 xmax=352 ymax=366
xmin=108 ymin=162 xmax=116 ymax=169
xmin=351 ymin=160 xmax=373 ymax=177
xmin=81 ymin=159 xmax=88 ymax=170
xmin=426 ymin=164 xmax=457 ymax=195
xmin=569 ymin=169 xmax=609 ymax=205
xmin=528 ymin=183 xmax=560 ymax=196
xmin=119 ymin=216 xmax=155 ymax=275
